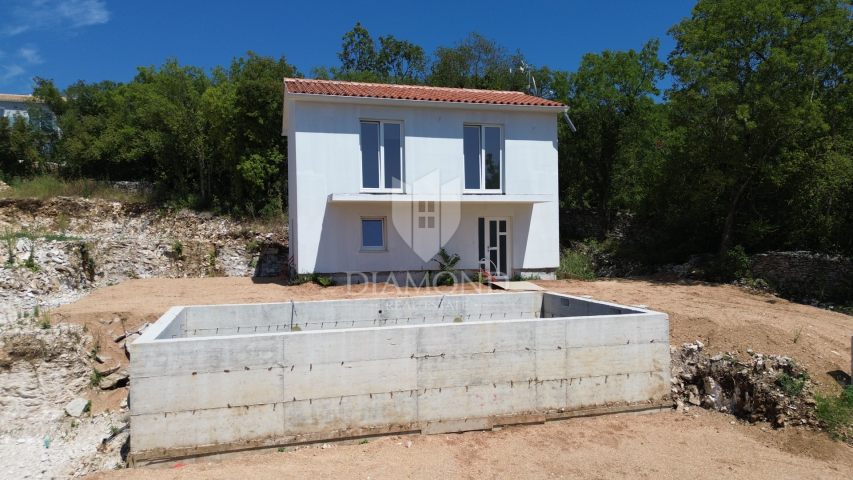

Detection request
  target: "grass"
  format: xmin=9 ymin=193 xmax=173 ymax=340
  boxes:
xmin=289 ymin=272 xmax=337 ymax=287
xmin=89 ymin=369 xmax=104 ymax=387
xmin=816 ymin=386 xmax=853 ymax=440
xmin=557 ymin=247 xmax=595 ymax=281
xmin=511 ymin=272 xmax=541 ymax=281
xmin=0 ymin=175 xmax=153 ymax=202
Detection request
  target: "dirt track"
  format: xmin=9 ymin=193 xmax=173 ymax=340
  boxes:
xmin=49 ymin=276 xmax=853 ymax=479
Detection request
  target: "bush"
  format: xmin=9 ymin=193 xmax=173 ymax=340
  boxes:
xmin=708 ymin=245 xmax=751 ymax=282
xmin=557 ymin=247 xmax=595 ymax=280
xmin=433 ymin=248 xmax=460 ymax=286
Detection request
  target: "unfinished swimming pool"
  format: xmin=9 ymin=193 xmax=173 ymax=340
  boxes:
xmin=128 ymin=291 xmax=670 ymax=466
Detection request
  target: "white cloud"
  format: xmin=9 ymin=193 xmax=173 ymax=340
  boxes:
xmin=1 ymin=65 xmax=26 ymax=81
xmin=18 ymin=47 xmax=44 ymax=64
xmin=3 ymin=0 xmax=111 ymax=36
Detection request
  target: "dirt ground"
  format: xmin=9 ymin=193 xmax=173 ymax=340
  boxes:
xmin=50 ymin=275 xmax=853 ymax=479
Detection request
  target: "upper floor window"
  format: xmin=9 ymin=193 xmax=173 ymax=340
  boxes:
xmin=361 ymin=121 xmax=403 ymax=191
xmin=464 ymin=125 xmax=502 ymax=191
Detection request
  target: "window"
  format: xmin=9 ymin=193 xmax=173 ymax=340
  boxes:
xmin=361 ymin=218 xmax=386 ymax=251
xmin=0 ymin=108 xmax=4 ymax=117
xmin=463 ymin=125 xmax=502 ymax=191
xmin=361 ymin=121 xmax=403 ymax=191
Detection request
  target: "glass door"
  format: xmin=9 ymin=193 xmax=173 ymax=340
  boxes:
xmin=479 ymin=217 xmax=510 ymax=280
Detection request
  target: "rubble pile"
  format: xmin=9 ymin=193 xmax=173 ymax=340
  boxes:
xmin=670 ymin=343 xmax=819 ymax=428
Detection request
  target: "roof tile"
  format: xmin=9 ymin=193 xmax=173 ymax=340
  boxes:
xmin=283 ymin=78 xmax=565 ymax=108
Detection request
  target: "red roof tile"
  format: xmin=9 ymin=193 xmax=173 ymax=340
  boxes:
xmin=284 ymin=78 xmax=566 ymax=108
xmin=0 ymin=94 xmax=36 ymax=102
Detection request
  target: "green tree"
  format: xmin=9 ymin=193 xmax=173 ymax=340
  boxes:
xmin=338 ymin=22 xmax=377 ymax=76
xmin=428 ymin=32 xmax=529 ymax=91
xmin=667 ymin=0 xmax=846 ymax=256
xmin=558 ymin=40 xmax=668 ymax=231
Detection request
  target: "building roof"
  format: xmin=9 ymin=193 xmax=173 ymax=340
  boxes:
xmin=0 ymin=94 xmax=37 ymax=102
xmin=283 ymin=78 xmax=566 ymax=108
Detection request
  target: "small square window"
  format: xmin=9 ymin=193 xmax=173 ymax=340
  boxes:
xmin=361 ymin=218 xmax=386 ymax=251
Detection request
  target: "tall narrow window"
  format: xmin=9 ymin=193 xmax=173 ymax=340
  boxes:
xmin=361 ymin=122 xmax=380 ymax=188
xmin=463 ymin=126 xmax=481 ymax=190
xmin=463 ymin=125 xmax=502 ymax=191
xmin=361 ymin=121 xmax=403 ymax=191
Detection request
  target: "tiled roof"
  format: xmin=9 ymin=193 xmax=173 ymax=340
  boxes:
xmin=0 ymin=94 xmax=37 ymax=102
xmin=283 ymin=78 xmax=566 ymax=108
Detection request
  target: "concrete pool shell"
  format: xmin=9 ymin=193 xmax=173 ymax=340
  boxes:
xmin=128 ymin=291 xmax=671 ymax=467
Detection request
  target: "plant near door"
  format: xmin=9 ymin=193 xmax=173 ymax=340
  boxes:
xmin=433 ymin=248 xmax=460 ymax=286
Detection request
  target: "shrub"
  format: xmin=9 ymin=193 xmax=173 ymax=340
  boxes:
xmin=708 ymin=245 xmax=751 ymax=282
xmin=433 ymin=248 xmax=460 ymax=286
xmin=557 ymin=247 xmax=595 ymax=280
xmin=172 ymin=241 xmax=183 ymax=259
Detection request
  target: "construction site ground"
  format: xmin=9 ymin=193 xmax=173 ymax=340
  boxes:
xmin=41 ymin=275 xmax=853 ymax=479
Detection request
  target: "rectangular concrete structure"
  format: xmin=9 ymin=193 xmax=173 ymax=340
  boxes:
xmin=128 ymin=292 xmax=670 ymax=466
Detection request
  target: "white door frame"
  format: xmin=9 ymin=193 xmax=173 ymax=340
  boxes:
xmin=480 ymin=217 xmax=511 ymax=280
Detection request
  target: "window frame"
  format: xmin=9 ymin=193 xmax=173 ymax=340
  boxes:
xmin=360 ymin=216 xmax=387 ymax=252
xmin=359 ymin=120 xmax=405 ymax=193
xmin=463 ymin=123 xmax=504 ymax=193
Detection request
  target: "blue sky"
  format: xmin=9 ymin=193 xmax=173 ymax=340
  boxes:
xmin=0 ymin=0 xmax=695 ymax=94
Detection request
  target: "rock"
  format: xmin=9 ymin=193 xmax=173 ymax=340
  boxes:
xmin=95 ymin=355 xmax=112 ymax=364
xmin=94 ymin=363 xmax=121 ymax=376
xmin=98 ymin=318 xmax=109 ymax=325
xmin=99 ymin=369 xmax=130 ymax=390
xmin=120 ymin=397 xmax=128 ymax=409
xmin=696 ymin=340 xmax=704 ymax=350
xmin=65 ymin=398 xmax=89 ymax=418
xmin=688 ymin=392 xmax=701 ymax=406
xmin=710 ymin=354 xmax=723 ymax=362
xmin=112 ymin=317 xmax=121 ymax=324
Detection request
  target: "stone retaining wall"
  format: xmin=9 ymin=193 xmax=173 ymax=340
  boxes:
xmin=750 ymin=251 xmax=853 ymax=301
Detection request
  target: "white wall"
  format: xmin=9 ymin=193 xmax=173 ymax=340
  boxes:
xmin=288 ymin=99 xmax=560 ymax=274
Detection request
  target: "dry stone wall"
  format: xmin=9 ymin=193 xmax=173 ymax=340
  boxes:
xmin=750 ymin=251 xmax=853 ymax=301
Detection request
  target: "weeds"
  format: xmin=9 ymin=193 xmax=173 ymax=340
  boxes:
xmin=511 ymin=272 xmax=541 ymax=281
xmin=359 ymin=439 xmax=369 ymax=445
xmin=775 ymin=372 xmax=809 ymax=396
xmin=816 ymin=386 xmax=853 ymax=440
xmin=83 ymin=400 xmax=92 ymax=413
xmin=289 ymin=272 xmax=337 ymax=287
xmin=172 ymin=241 xmax=183 ymax=259
xmin=109 ymin=426 xmax=120 ymax=436
xmin=793 ymin=326 xmax=803 ymax=344
xmin=557 ymin=247 xmax=595 ymax=280
xmin=0 ymin=175 xmax=153 ymax=202
xmin=114 ymin=463 xmax=125 ymax=470
xmin=89 ymin=369 xmax=104 ymax=387
xmin=39 ymin=310 xmax=51 ymax=329
xmin=278 ymin=446 xmax=285 ymax=453
xmin=208 ymin=251 xmax=216 ymax=266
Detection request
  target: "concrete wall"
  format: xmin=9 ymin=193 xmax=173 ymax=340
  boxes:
xmin=129 ymin=293 xmax=669 ymax=464
xmin=286 ymin=98 xmax=560 ymax=275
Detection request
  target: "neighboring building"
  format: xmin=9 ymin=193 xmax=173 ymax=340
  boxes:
xmin=0 ymin=94 xmax=40 ymax=120
xmin=282 ymin=78 xmax=565 ymax=282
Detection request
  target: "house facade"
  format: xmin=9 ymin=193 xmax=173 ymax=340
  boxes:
xmin=282 ymin=79 xmax=564 ymax=282
xmin=0 ymin=94 xmax=41 ymax=120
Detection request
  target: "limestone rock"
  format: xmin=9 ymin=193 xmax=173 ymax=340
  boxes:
xmin=65 ymin=398 xmax=89 ymax=417
xmin=99 ymin=368 xmax=130 ymax=390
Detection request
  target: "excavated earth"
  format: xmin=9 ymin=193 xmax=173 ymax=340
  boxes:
xmin=2 ymin=197 xmax=853 ymax=479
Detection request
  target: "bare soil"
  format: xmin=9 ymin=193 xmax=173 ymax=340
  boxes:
xmin=49 ymin=275 xmax=853 ymax=479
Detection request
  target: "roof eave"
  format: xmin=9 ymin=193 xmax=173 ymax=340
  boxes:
xmin=283 ymin=91 xmax=566 ymax=112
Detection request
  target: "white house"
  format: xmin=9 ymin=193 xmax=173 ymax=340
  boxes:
xmin=281 ymin=78 xmax=565 ymax=282
xmin=0 ymin=94 xmax=40 ymax=120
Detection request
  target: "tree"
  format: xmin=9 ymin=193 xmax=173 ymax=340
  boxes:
xmin=428 ymin=32 xmax=529 ymax=91
xmin=376 ymin=35 xmax=427 ymax=84
xmin=558 ymin=40 xmax=668 ymax=231
xmin=667 ymin=0 xmax=846 ymax=256
xmin=338 ymin=22 xmax=377 ymax=75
